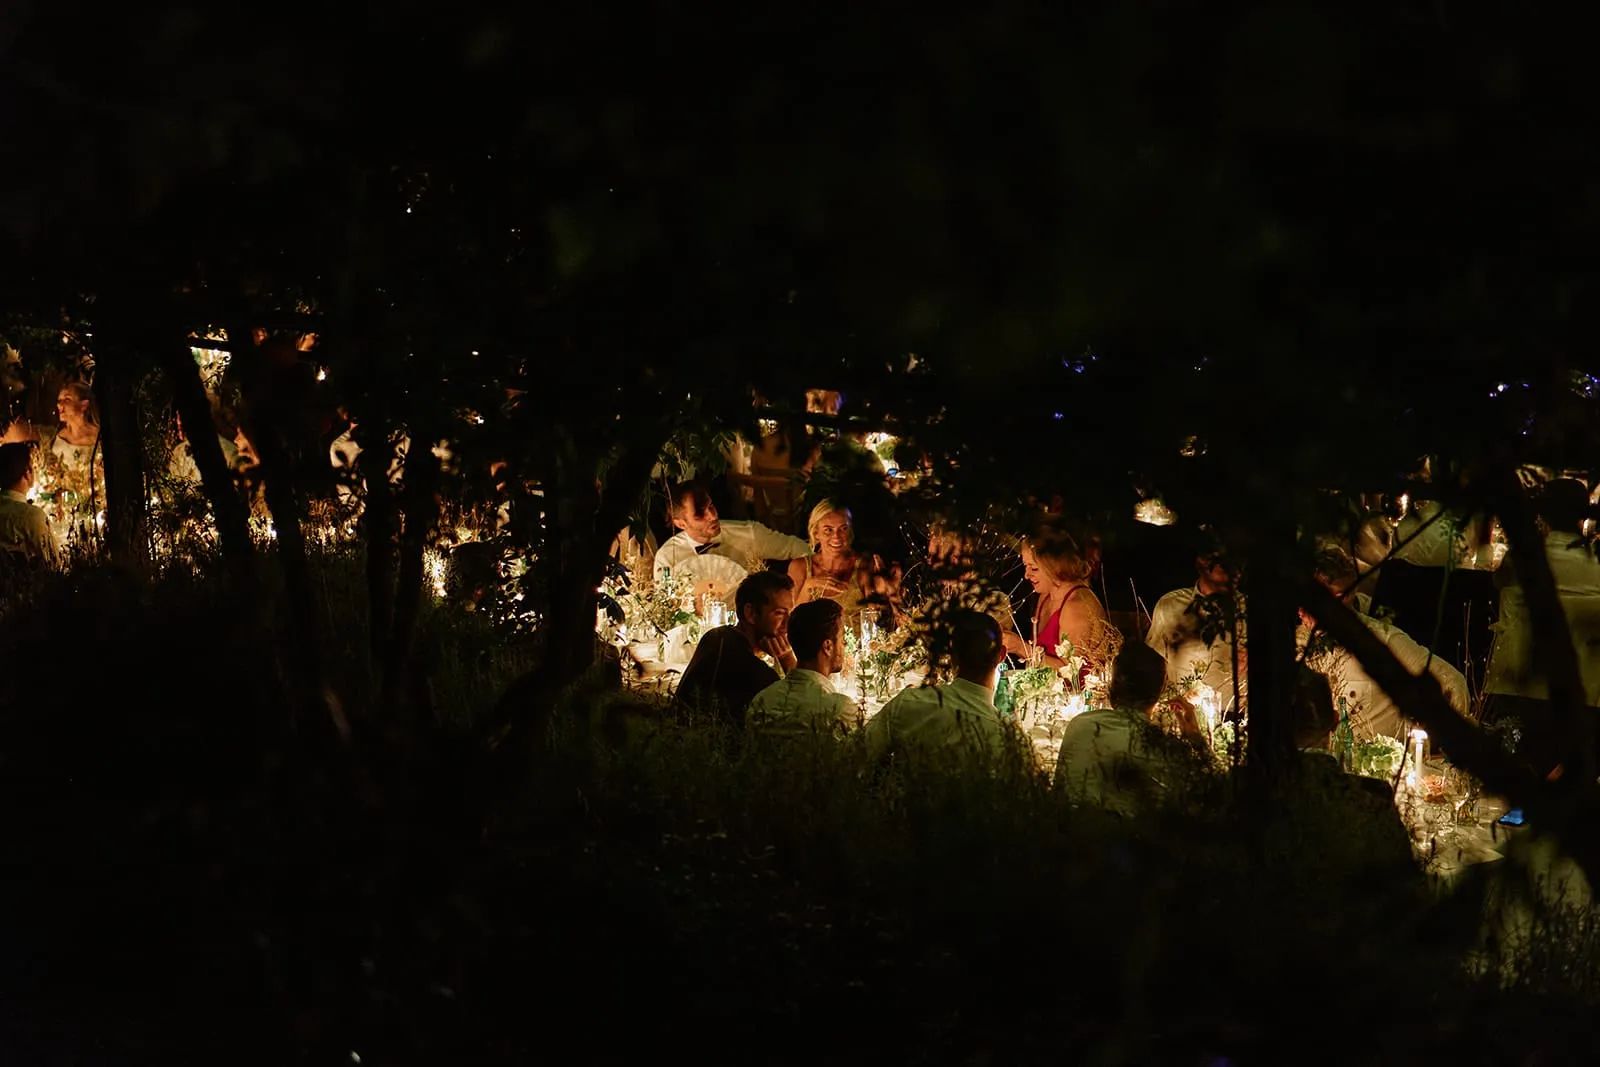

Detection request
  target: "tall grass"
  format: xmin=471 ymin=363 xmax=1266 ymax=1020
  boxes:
xmin=4 ymin=561 xmax=1600 ymax=1063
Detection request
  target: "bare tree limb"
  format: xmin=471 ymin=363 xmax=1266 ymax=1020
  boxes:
xmin=1487 ymin=471 xmax=1595 ymax=782
xmin=1301 ymin=576 xmax=1600 ymax=886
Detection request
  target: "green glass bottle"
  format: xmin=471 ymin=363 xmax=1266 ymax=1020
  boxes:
xmin=1334 ymin=696 xmax=1355 ymax=772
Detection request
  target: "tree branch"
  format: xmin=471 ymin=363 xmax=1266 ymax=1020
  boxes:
xmin=163 ymin=339 xmax=258 ymax=591
xmin=1488 ymin=471 xmax=1595 ymax=782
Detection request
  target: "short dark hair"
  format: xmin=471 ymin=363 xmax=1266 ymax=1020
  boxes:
xmin=1538 ymin=478 xmax=1590 ymax=534
xmin=950 ymin=608 xmax=1003 ymax=675
xmin=1108 ymin=641 xmax=1166 ymax=714
xmin=0 ymin=442 xmax=33 ymax=488
xmin=669 ymin=479 xmax=712 ymax=517
xmin=788 ymin=599 xmax=843 ymax=660
xmin=1313 ymin=545 xmax=1360 ymax=593
xmin=735 ymin=570 xmax=793 ymax=624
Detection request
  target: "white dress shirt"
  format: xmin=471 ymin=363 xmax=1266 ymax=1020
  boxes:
xmin=1055 ymin=706 xmax=1176 ymax=815
xmin=0 ymin=489 xmax=61 ymax=566
xmin=748 ymin=668 xmax=861 ymax=738
xmin=1302 ymin=611 xmax=1469 ymax=739
xmin=652 ymin=520 xmax=810 ymax=589
xmin=1486 ymin=531 xmax=1600 ymax=706
xmin=1145 ymin=585 xmax=1244 ymax=703
xmin=862 ymin=677 xmax=1018 ymax=768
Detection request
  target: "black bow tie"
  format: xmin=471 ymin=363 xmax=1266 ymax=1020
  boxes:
xmin=695 ymin=541 xmax=721 ymax=555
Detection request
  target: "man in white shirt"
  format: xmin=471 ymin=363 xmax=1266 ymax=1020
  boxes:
xmin=1145 ymin=534 xmax=1245 ymax=709
xmin=653 ymin=480 xmax=811 ymax=601
xmin=748 ymin=598 xmax=861 ymax=738
xmin=0 ymin=442 xmax=60 ymax=569
xmin=863 ymin=609 xmax=1020 ymax=769
xmin=1300 ymin=545 xmax=1468 ymax=740
xmin=1055 ymin=641 xmax=1180 ymax=815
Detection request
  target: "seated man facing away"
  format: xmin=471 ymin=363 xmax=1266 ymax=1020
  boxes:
xmin=1278 ymin=667 xmax=1419 ymax=887
xmin=748 ymin=598 xmax=862 ymax=738
xmin=677 ymin=571 xmax=796 ymax=727
xmin=0 ymin=442 xmax=60 ymax=569
xmin=1055 ymin=640 xmax=1181 ymax=815
xmin=863 ymin=609 xmax=1019 ymax=770
xmin=654 ymin=480 xmax=811 ymax=601
xmin=1300 ymin=545 xmax=1468 ymax=740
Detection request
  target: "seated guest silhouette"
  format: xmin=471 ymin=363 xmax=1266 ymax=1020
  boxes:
xmin=1056 ymin=641 xmax=1182 ymax=814
xmin=677 ymin=571 xmax=796 ymax=726
xmin=0 ymin=442 xmax=61 ymax=570
xmin=748 ymin=598 xmax=862 ymax=738
xmin=863 ymin=610 xmax=1020 ymax=770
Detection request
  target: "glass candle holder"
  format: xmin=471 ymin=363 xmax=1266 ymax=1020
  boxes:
xmin=1407 ymin=728 xmax=1429 ymax=786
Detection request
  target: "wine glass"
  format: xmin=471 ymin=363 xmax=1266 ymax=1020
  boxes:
xmin=1443 ymin=765 xmax=1480 ymax=825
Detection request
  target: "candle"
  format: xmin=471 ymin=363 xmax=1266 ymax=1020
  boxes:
xmin=1197 ymin=687 xmax=1219 ymax=739
xmin=1408 ymin=728 xmax=1428 ymax=786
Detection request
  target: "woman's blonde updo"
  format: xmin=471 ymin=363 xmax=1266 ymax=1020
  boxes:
xmin=1022 ymin=520 xmax=1095 ymax=585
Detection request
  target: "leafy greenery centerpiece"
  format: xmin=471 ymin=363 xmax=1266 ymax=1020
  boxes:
xmin=601 ymin=567 xmax=700 ymax=662
xmin=1156 ymin=657 xmax=1248 ymax=765
xmin=1351 ymin=734 xmax=1405 ymax=781
xmin=843 ymin=615 xmax=927 ymax=704
xmin=1005 ymin=664 xmax=1062 ymax=725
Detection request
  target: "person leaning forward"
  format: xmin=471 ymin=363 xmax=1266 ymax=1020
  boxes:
xmin=677 ymin=571 xmax=797 ymax=727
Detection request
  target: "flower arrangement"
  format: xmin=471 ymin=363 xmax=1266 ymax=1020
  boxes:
xmin=1152 ymin=658 xmax=1249 ymax=764
xmin=1054 ymin=628 xmax=1119 ymax=707
xmin=1006 ymin=665 xmax=1061 ymax=708
xmin=1156 ymin=660 xmax=1212 ymax=736
xmin=844 ymin=618 xmax=925 ymax=700
xmin=601 ymin=567 xmax=699 ymax=641
xmin=1351 ymin=734 xmax=1405 ymax=781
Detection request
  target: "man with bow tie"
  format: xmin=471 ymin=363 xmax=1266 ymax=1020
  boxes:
xmin=653 ymin=479 xmax=810 ymax=602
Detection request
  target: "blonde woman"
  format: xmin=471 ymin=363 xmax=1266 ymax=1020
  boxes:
xmin=46 ymin=381 xmax=103 ymax=520
xmin=787 ymin=500 xmax=900 ymax=617
xmin=1007 ymin=521 xmax=1112 ymax=672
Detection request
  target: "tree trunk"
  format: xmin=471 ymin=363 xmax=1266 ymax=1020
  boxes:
xmin=540 ymin=445 xmax=606 ymax=692
xmin=229 ymin=322 xmax=336 ymax=737
xmin=380 ymin=428 xmax=442 ymax=716
xmin=1488 ymin=471 xmax=1595 ymax=782
xmin=94 ymin=339 xmax=149 ymax=568
xmin=359 ymin=426 xmax=399 ymax=665
xmin=164 ymin=341 xmax=257 ymax=590
xmin=1241 ymin=525 xmax=1300 ymax=783
xmin=483 ymin=428 xmax=667 ymax=745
